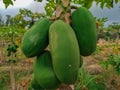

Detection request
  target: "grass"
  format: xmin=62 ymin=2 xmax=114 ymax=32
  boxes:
xmin=0 ymin=39 xmax=120 ymax=90
xmin=0 ymin=64 xmax=33 ymax=90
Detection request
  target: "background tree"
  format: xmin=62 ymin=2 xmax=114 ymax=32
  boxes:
xmin=96 ymin=17 xmax=108 ymax=33
xmin=109 ymin=22 xmax=120 ymax=32
xmin=108 ymin=22 xmax=120 ymax=39
xmin=0 ymin=14 xmax=4 ymax=26
xmin=1 ymin=0 xmax=120 ymax=90
xmin=10 ymin=8 xmax=44 ymax=29
xmin=3 ymin=0 xmax=120 ymax=16
xmin=6 ymin=15 xmax=11 ymax=26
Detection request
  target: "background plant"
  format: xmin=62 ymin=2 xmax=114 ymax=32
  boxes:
xmin=1 ymin=0 xmax=120 ymax=90
xmin=75 ymin=66 xmax=106 ymax=90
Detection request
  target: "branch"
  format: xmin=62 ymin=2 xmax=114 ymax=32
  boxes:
xmin=71 ymin=6 xmax=78 ymax=10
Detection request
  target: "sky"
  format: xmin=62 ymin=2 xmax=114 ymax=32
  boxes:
xmin=0 ymin=0 xmax=47 ymax=14
xmin=0 ymin=0 xmax=34 ymax=8
xmin=0 ymin=0 xmax=120 ymax=26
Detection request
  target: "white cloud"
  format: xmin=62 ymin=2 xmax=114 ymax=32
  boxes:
xmin=0 ymin=0 xmax=33 ymax=9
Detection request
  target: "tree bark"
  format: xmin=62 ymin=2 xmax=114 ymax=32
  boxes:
xmin=10 ymin=53 xmax=16 ymax=90
xmin=10 ymin=59 xmax=16 ymax=90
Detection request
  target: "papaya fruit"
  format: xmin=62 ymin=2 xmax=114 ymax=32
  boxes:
xmin=33 ymin=50 xmax=60 ymax=89
xmin=71 ymin=7 xmax=97 ymax=56
xmin=29 ymin=74 xmax=43 ymax=90
xmin=21 ymin=18 xmax=52 ymax=57
xmin=49 ymin=20 xmax=80 ymax=84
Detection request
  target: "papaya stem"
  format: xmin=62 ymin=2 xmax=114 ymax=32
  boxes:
xmin=49 ymin=17 xmax=57 ymax=22
xmin=71 ymin=5 xmax=78 ymax=9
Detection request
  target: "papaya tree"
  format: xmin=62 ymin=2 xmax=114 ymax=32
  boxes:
xmin=0 ymin=18 xmax=25 ymax=90
xmin=2 ymin=0 xmax=120 ymax=90
xmin=3 ymin=0 xmax=120 ymax=10
xmin=108 ymin=22 xmax=120 ymax=39
xmin=0 ymin=25 xmax=24 ymax=90
xmin=95 ymin=17 xmax=108 ymax=33
xmin=3 ymin=0 xmax=120 ymax=28
xmin=6 ymin=30 xmax=18 ymax=90
xmin=10 ymin=8 xmax=44 ymax=29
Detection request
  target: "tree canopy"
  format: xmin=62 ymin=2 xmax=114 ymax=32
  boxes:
xmin=3 ymin=0 xmax=120 ymax=16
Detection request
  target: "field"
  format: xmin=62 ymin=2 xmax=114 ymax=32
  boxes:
xmin=0 ymin=1 xmax=120 ymax=89
xmin=0 ymin=39 xmax=120 ymax=90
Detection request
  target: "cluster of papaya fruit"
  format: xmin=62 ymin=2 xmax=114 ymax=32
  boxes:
xmin=7 ymin=43 xmax=18 ymax=57
xmin=21 ymin=7 xmax=97 ymax=90
xmin=7 ymin=43 xmax=18 ymax=63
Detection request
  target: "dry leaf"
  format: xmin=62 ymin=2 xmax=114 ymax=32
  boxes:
xmin=49 ymin=17 xmax=56 ymax=22
xmin=113 ymin=46 xmax=119 ymax=55
xmin=65 ymin=13 xmax=71 ymax=24
xmin=61 ymin=0 xmax=70 ymax=7
xmin=56 ymin=6 xmax=63 ymax=18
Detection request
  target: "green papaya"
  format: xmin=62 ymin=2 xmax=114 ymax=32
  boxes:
xmin=29 ymin=74 xmax=43 ymax=90
xmin=71 ymin=7 xmax=97 ymax=56
xmin=33 ymin=50 xmax=60 ymax=89
xmin=21 ymin=18 xmax=52 ymax=57
xmin=49 ymin=20 xmax=80 ymax=84
xmin=7 ymin=45 xmax=13 ymax=52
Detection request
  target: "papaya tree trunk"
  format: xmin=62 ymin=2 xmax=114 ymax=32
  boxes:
xmin=1 ymin=40 xmax=5 ymax=65
xmin=10 ymin=52 xmax=16 ymax=90
xmin=10 ymin=62 xmax=16 ymax=90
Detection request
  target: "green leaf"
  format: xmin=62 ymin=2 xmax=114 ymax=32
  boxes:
xmin=3 ymin=0 xmax=13 ymax=8
xmin=34 ymin=0 xmax=42 ymax=2
xmin=100 ymin=2 xmax=105 ymax=9
xmin=115 ymin=0 xmax=119 ymax=3
xmin=84 ymin=0 xmax=93 ymax=9
xmin=44 ymin=1 xmax=56 ymax=16
xmin=88 ymin=81 xmax=106 ymax=90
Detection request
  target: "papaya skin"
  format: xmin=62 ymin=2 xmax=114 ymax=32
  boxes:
xmin=29 ymin=74 xmax=43 ymax=90
xmin=71 ymin=7 xmax=97 ymax=56
xmin=49 ymin=20 xmax=80 ymax=84
xmin=33 ymin=51 xmax=60 ymax=89
xmin=21 ymin=18 xmax=52 ymax=57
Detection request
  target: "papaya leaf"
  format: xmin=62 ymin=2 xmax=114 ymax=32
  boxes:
xmin=44 ymin=1 xmax=56 ymax=16
xmin=100 ymin=2 xmax=105 ymax=9
xmin=84 ymin=0 xmax=93 ymax=9
xmin=115 ymin=0 xmax=119 ymax=3
xmin=34 ymin=0 xmax=42 ymax=2
xmin=3 ymin=0 xmax=13 ymax=8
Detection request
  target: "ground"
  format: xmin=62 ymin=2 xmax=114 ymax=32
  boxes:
xmin=0 ymin=39 xmax=120 ymax=90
